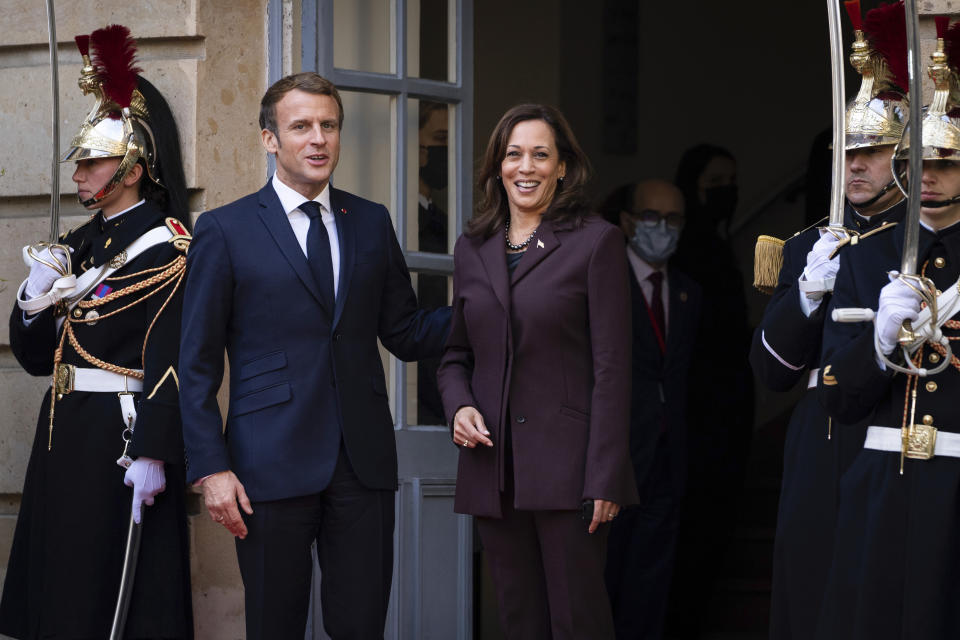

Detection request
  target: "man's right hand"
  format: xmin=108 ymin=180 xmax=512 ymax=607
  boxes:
xmin=876 ymin=272 xmax=923 ymax=355
xmin=201 ymin=470 xmax=254 ymax=538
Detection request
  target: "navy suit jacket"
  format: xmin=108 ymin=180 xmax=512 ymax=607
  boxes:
xmin=628 ymin=264 xmax=702 ymax=499
xmin=179 ymin=182 xmax=450 ymax=501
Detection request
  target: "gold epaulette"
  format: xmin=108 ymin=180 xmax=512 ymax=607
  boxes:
xmin=827 ymin=221 xmax=897 ymax=260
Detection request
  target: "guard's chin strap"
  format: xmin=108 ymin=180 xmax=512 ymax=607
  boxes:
xmin=850 ymin=179 xmax=897 ymax=210
xmin=920 ymin=193 xmax=960 ymax=208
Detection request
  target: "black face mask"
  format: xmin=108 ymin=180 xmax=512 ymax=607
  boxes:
xmin=702 ymin=184 xmax=738 ymax=222
xmin=420 ymin=145 xmax=448 ymax=191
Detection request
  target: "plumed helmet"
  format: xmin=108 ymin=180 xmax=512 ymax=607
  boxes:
xmin=60 ymin=26 xmax=161 ymax=208
xmin=844 ymin=1 xmax=909 ymax=150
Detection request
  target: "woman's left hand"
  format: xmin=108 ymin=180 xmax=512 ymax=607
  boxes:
xmin=588 ymin=499 xmax=620 ymax=534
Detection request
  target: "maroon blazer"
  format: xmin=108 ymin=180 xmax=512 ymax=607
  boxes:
xmin=438 ymin=214 xmax=639 ymax=518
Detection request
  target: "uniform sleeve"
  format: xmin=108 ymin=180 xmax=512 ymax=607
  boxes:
xmin=375 ymin=205 xmax=452 ymax=360
xmin=8 ymin=304 xmax=58 ymax=376
xmin=178 ymin=213 xmax=235 ymax=483
xmin=749 ymin=234 xmax=826 ymax=391
xmin=818 ymin=248 xmax=893 ymax=423
xmin=129 ymin=244 xmax=187 ymax=463
xmin=582 ymin=226 xmax=637 ymax=505
xmin=436 ymin=235 xmax=477 ymax=430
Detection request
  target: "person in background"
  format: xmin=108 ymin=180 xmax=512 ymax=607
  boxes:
xmin=438 ymin=103 xmax=637 ymax=639
xmin=600 ymin=179 xmax=702 ymax=640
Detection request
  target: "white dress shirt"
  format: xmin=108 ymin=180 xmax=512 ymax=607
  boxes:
xmin=271 ymin=173 xmax=340 ymax=298
xmin=626 ymin=247 xmax=669 ymax=335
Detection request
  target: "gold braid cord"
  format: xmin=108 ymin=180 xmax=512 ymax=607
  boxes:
xmin=46 ymin=254 xmax=186 ymax=450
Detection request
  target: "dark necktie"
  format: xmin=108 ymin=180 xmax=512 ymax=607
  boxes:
xmin=647 ymin=271 xmax=666 ymax=353
xmin=301 ymin=201 xmax=335 ymax=308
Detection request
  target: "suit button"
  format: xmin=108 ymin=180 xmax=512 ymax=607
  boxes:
xmin=935 ymin=256 xmax=946 ymax=268
xmin=516 ymin=416 xmax=526 ymax=423
xmin=926 ymin=381 xmax=938 ymax=393
xmin=930 ymin=352 xmax=941 ymax=364
xmin=923 ymin=414 xmax=934 ymax=425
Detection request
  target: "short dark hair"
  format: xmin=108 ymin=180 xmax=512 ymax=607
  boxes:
xmin=469 ymin=104 xmax=591 ymax=238
xmin=259 ymin=72 xmax=344 ymax=136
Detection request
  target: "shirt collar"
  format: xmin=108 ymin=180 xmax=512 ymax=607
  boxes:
xmin=102 ymin=199 xmax=146 ymax=222
xmin=272 ymin=173 xmax=332 ymax=216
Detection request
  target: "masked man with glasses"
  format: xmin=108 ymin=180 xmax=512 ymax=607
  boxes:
xmin=600 ymin=179 xmax=702 ymax=639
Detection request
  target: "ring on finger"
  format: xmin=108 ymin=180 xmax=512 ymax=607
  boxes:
xmin=462 ymin=439 xmax=469 ymax=446
xmin=216 ymin=515 xmax=224 ymax=522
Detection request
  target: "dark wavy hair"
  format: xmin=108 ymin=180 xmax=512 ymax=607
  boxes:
xmin=136 ymin=76 xmax=191 ymax=231
xmin=468 ymin=104 xmax=591 ymax=238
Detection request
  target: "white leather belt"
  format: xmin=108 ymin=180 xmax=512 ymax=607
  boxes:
xmin=807 ymin=368 xmax=820 ymax=389
xmin=864 ymin=425 xmax=960 ymax=459
xmin=55 ymin=364 xmax=143 ymax=394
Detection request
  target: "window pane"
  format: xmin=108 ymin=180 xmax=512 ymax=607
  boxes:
xmin=406 ymin=0 xmax=454 ymax=81
xmin=407 ymin=99 xmax=454 ymax=255
xmin=335 ymin=91 xmax=393 ymax=214
xmin=406 ymin=275 xmax=453 ymax=425
xmin=333 ymin=0 xmax=393 ymax=74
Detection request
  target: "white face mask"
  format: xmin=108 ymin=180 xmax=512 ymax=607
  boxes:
xmin=629 ymin=219 xmax=679 ymax=264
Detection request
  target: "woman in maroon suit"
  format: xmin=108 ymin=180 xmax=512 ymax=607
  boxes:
xmin=438 ymin=104 xmax=638 ymax=638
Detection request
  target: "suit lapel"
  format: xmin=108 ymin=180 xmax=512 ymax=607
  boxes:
xmin=331 ymin=188 xmax=354 ymax=329
xmin=477 ymin=227 xmax=511 ymax=314
xmin=510 ymin=221 xmax=560 ymax=286
xmin=256 ymin=183 xmax=329 ymax=311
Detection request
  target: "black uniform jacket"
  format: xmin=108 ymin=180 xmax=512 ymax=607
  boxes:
xmin=0 ymin=201 xmax=193 ymax=640
xmin=816 ymin=216 xmax=960 ymax=640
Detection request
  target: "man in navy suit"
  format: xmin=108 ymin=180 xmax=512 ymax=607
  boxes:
xmin=179 ymin=72 xmax=450 ymax=639
xmin=600 ymin=179 xmax=702 ymax=640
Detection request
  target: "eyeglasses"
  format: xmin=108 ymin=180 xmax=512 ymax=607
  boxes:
xmin=629 ymin=209 xmax=685 ymax=230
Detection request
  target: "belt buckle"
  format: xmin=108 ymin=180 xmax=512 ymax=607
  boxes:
xmin=904 ymin=424 xmax=938 ymax=460
xmin=54 ymin=363 xmax=75 ymax=395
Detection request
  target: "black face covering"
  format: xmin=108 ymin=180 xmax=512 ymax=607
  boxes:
xmin=702 ymin=184 xmax=738 ymax=222
xmin=420 ymin=145 xmax=448 ymax=192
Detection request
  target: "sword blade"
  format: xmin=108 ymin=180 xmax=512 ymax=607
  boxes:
xmin=901 ymin=0 xmax=923 ymax=275
xmin=45 ymin=0 xmax=60 ymax=244
xmin=109 ymin=516 xmax=143 ymax=640
xmin=828 ymin=0 xmax=847 ymax=228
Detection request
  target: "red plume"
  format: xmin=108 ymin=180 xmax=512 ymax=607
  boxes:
xmin=74 ymin=34 xmax=89 ymax=57
xmin=89 ymin=24 xmax=141 ymax=109
xmin=864 ymin=1 xmax=908 ymax=92
xmin=937 ymin=16 xmax=951 ymax=39
xmin=844 ymin=0 xmax=863 ymax=31
xmin=945 ymin=22 xmax=960 ymax=71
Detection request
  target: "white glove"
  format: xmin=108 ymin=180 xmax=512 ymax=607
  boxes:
xmin=876 ymin=272 xmax=923 ymax=355
xmin=124 ymin=457 xmax=166 ymax=524
xmin=800 ymin=231 xmax=842 ymax=297
xmin=23 ymin=245 xmax=70 ymax=300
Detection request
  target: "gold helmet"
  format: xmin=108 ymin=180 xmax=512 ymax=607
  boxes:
xmin=893 ymin=15 xmax=960 ymax=206
xmin=61 ymin=25 xmax=161 ymax=208
xmin=844 ymin=1 xmax=909 ymax=151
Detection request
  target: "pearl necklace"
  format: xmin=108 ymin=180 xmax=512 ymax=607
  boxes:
xmin=505 ymin=217 xmax=539 ymax=251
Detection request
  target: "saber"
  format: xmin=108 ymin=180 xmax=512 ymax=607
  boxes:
xmin=44 ymin=0 xmax=60 ymax=243
xmin=108 ymin=515 xmax=143 ymax=640
xmin=900 ymin=0 xmax=923 ymax=276
xmin=827 ymin=0 xmax=847 ymax=228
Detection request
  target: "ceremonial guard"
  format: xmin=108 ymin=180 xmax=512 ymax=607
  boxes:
xmin=749 ymin=2 xmax=906 ymax=638
xmin=818 ymin=14 xmax=960 ymax=639
xmin=0 ymin=26 xmax=193 ymax=639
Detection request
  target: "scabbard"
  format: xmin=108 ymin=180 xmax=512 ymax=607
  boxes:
xmin=109 ymin=515 xmax=143 ymax=640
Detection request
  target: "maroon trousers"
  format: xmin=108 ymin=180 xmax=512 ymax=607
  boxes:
xmin=476 ymin=476 xmax=615 ymax=639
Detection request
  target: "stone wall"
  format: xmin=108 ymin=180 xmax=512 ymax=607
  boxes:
xmin=0 ymin=1 xmax=269 ymax=636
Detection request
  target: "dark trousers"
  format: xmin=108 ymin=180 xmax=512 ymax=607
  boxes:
xmin=235 ymin=449 xmax=394 ymax=640
xmin=604 ymin=494 xmax=681 ymax=640
xmin=476 ymin=481 xmax=614 ymax=639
